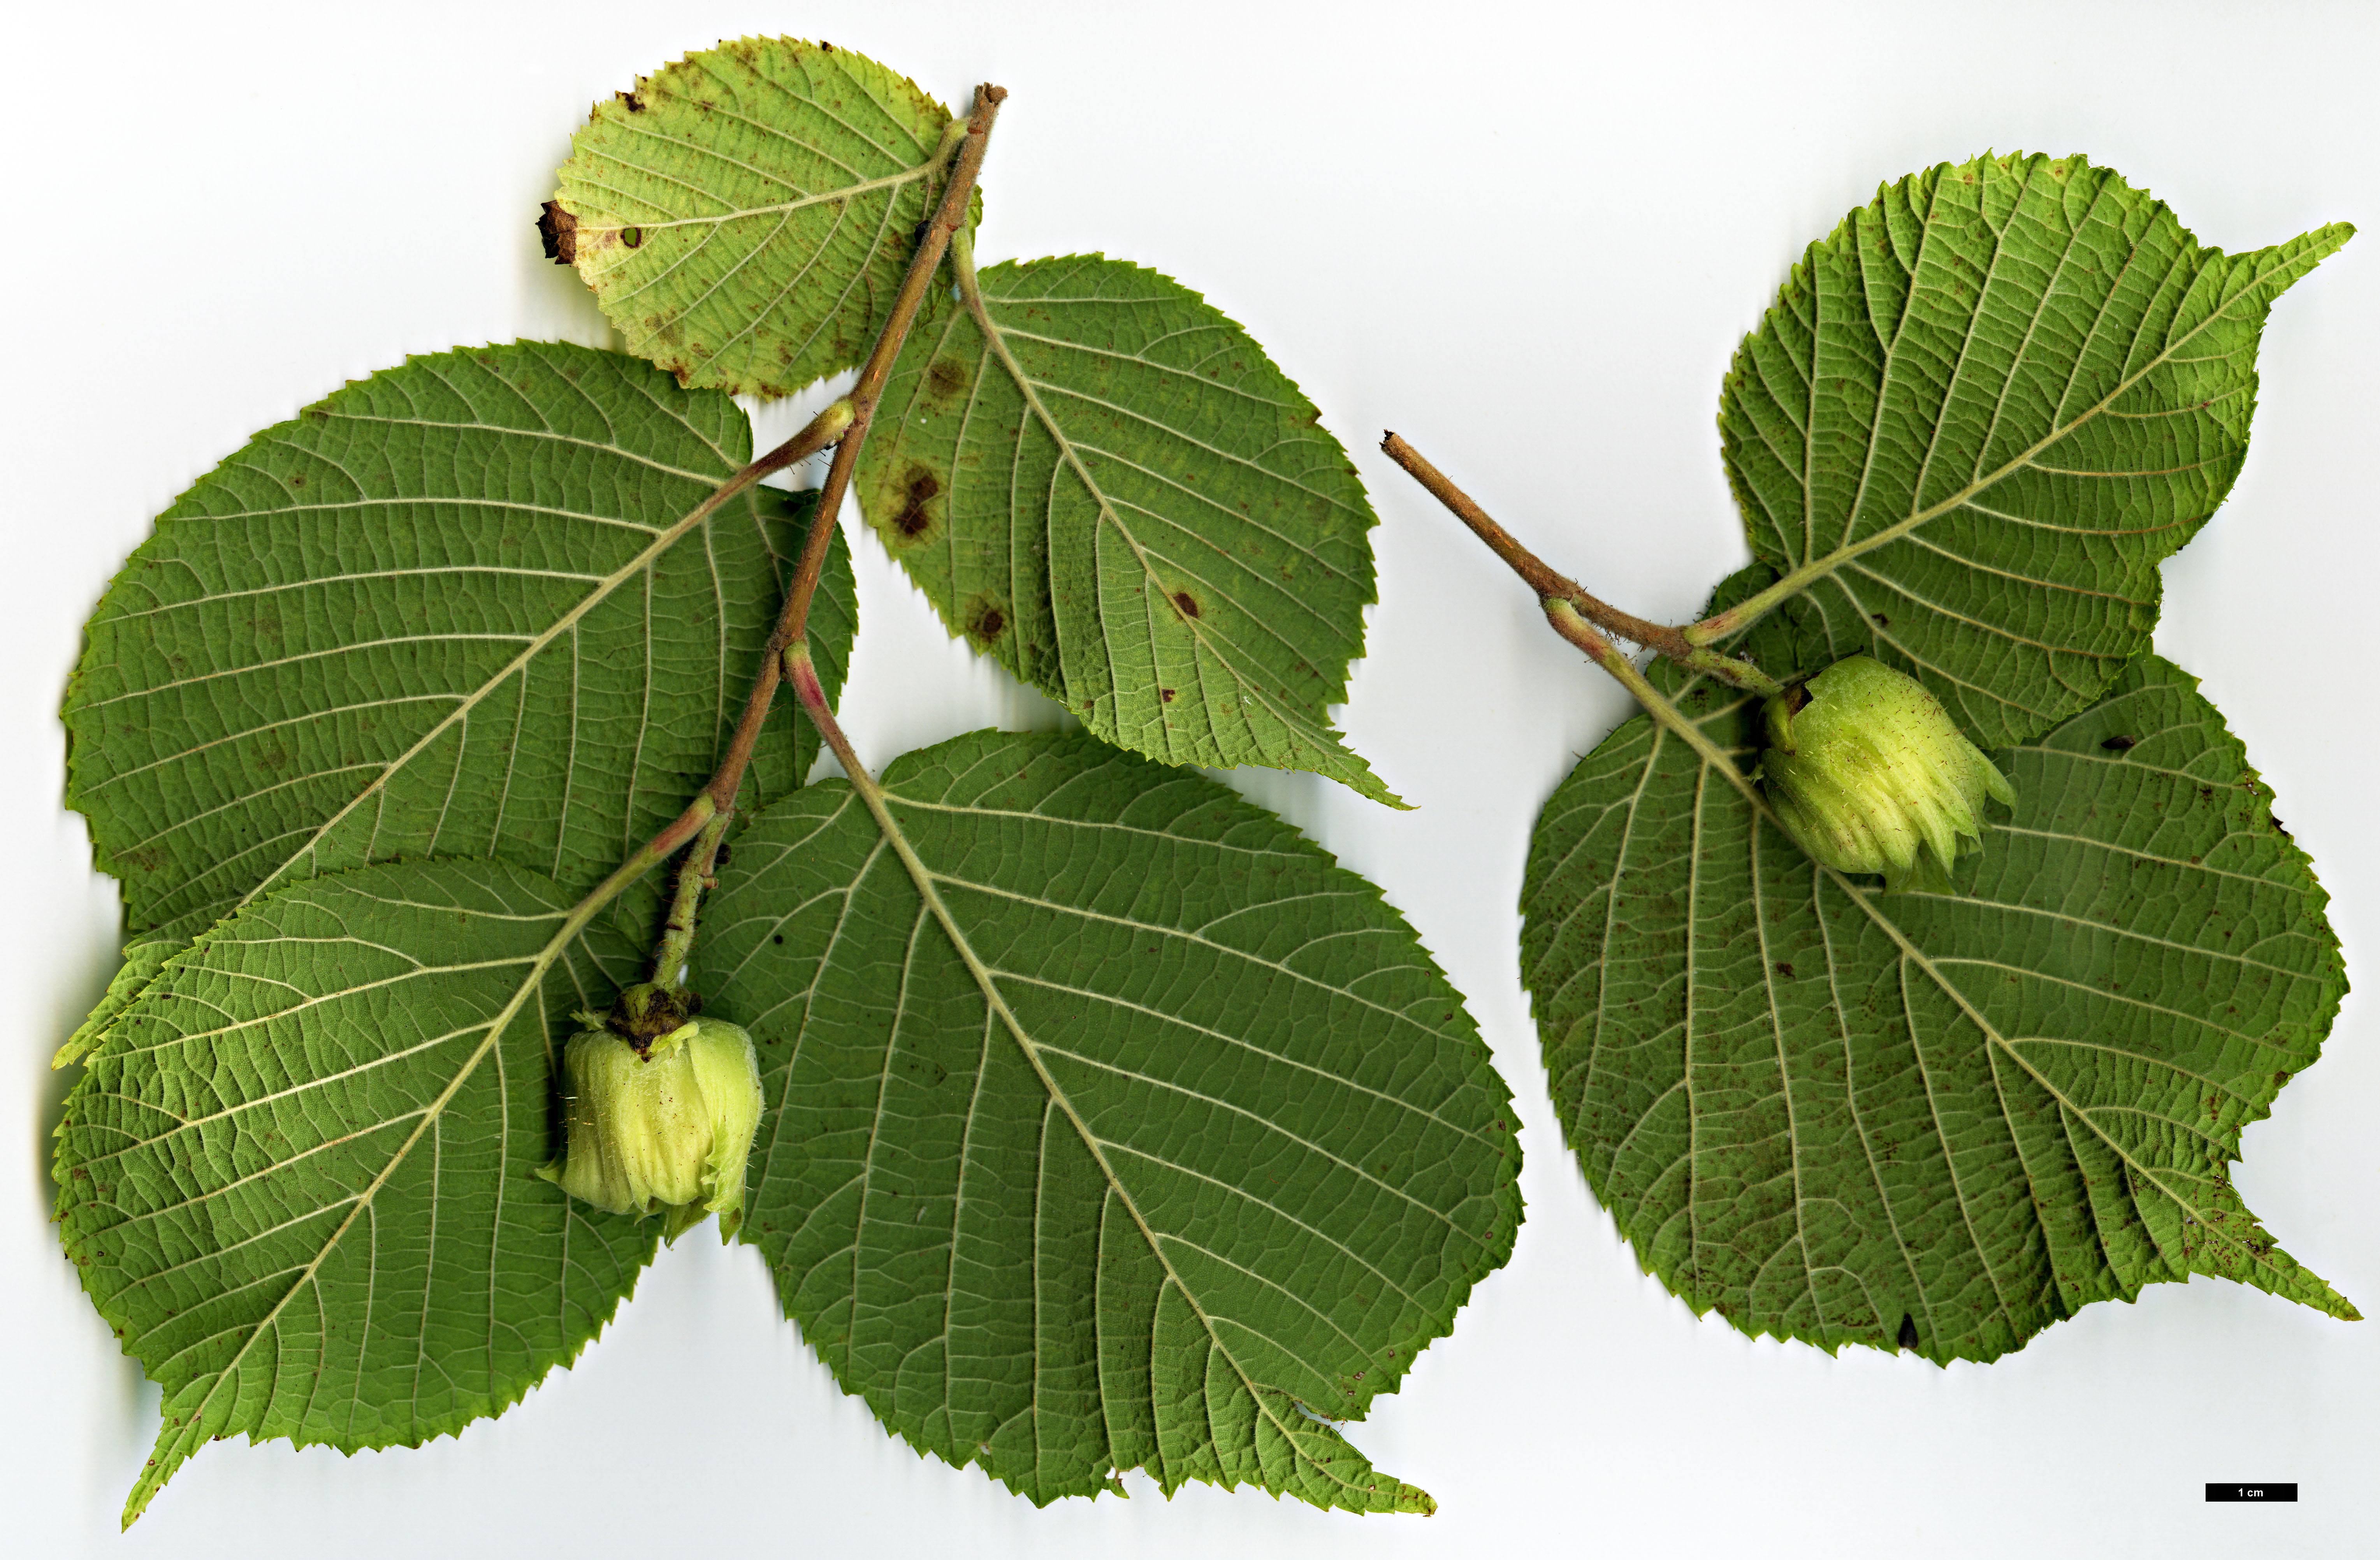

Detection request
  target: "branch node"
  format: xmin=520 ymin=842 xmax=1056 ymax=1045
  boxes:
xmin=1381 ymin=433 xmax=1783 ymax=696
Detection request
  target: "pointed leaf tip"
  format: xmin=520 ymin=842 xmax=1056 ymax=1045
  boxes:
xmin=710 ymin=730 xmax=1514 ymax=1508
xmin=1721 ymin=153 xmax=2345 ymax=748
xmin=1523 ymin=633 xmax=2346 ymax=1362
xmin=57 ymin=862 xmax=662 ymax=1516
xmin=858 ymin=255 xmax=1399 ymax=802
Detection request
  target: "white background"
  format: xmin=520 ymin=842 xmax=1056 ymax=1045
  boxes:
xmin=7 ymin=2 xmax=2376 ymax=1555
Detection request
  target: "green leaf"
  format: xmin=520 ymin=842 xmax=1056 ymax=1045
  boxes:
xmin=53 ymin=936 xmax=183 ymax=1069
xmin=53 ymin=860 xmax=656 ymax=1527
xmin=63 ymin=341 xmax=855 ymax=943
xmin=550 ymin=36 xmax=970 ymax=398
xmin=1520 ymin=617 xmax=2352 ymax=1361
xmin=856 ymin=253 xmax=1400 ymax=806
xmin=701 ymin=730 xmax=1516 ymax=1509
xmin=1719 ymin=151 xmax=2350 ymax=746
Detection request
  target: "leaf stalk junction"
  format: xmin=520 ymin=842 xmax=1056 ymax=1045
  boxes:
xmin=1392 ymin=418 xmax=2354 ymax=1335
xmin=1379 ymin=433 xmax=1783 ymax=696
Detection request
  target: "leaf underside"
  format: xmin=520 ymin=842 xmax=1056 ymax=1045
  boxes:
xmin=1521 ymin=581 xmax=2351 ymax=1361
xmin=55 ymin=27 xmax=1476 ymax=1527
xmin=704 ymin=731 xmax=1518 ymax=1510
xmin=1721 ymin=151 xmax=2350 ymax=747
xmin=63 ymin=341 xmax=856 ymax=946
xmin=54 ymin=936 xmax=183 ymax=1069
xmin=858 ymin=255 xmax=1399 ymax=806
xmin=554 ymin=36 xmax=971 ymax=398
xmin=55 ymin=861 xmax=656 ymax=1527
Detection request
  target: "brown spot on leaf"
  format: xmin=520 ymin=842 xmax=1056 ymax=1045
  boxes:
xmin=1160 ymin=688 xmax=1176 ymax=703
xmin=618 ymin=90 xmax=645 ymax=113
xmin=963 ymin=596 xmax=1007 ymax=644
xmin=927 ymin=357 xmax=968 ymax=400
xmin=1774 ymin=961 xmax=1794 ymax=978
xmin=537 ymin=201 xmax=578 ymax=266
xmin=2100 ymin=735 xmax=2136 ymax=751
xmin=1871 ymin=612 xmax=1890 ymax=628
xmin=621 ymin=226 xmax=643 ymax=249
xmin=1172 ymin=590 xmax=1201 ymax=619
xmin=892 ymin=464 xmax=941 ymax=540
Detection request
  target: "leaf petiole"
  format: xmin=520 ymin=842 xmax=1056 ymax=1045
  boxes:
xmin=1539 ymin=599 xmax=1768 ymax=805
xmin=1680 ymin=568 xmax=1804 ymax=647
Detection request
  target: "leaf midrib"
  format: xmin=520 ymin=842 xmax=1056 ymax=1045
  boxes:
xmin=571 ymin=161 xmax=932 ymax=236
xmin=836 ymin=762 xmax=1402 ymax=1502
xmin=1875 ymin=879 xmax=2302 ymax=1295
xmin=116 ymin=888 xmax=588 ymax=1525
xmin=107 ymin=452 xmax=752 ymax=926
xmin=994 ymin=978 xmax=1491 ymax=1247
xmin=954 ymin=250 xmax=1371 ymax=786
xmin=1766 ymin=217 xmax=2325 ymax=610
xmin=309 ymin=414 xmax=731 ymax=484
xmin=1659 ymin=677 xmax=2324 ymax=1312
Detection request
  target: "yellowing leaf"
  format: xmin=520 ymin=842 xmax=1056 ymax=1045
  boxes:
xmin=551 ymin=37 xmax=970 ymax=397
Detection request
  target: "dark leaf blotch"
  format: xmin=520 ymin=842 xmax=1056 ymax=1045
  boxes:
xmin=537 ymin=201 xmax=578 ymax=266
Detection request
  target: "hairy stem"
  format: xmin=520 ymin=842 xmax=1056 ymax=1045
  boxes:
xmin=614 ymin=84 xmax=1005 ymax=984
xmin=700 ymin=83 xmax=1007 ymax=828
xmin=693 ymin=396 xmax=859 ymax=816
xmin=649 ymin=808 xmax=734 ymax=992
xmin=782 ymin=84 xmax=1005 ymax=652
xmin=1542 ymin=600 xmax=1764 ymax=792
xmin=1383 ymin=433 xmax=1784 ymax=696
xmin=1683 ymin=571 xmax=1804 ymax=647
xmin=480 ymin=88 xmax=1013 ymax=1006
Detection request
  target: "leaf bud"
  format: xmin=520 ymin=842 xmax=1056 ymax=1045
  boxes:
xmin=536 ymin=990 xmax=763 ymax=1242
xmin=1756 ymin=655 xmax=2015 ymax=893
